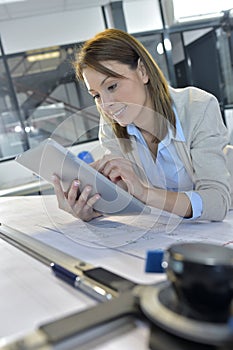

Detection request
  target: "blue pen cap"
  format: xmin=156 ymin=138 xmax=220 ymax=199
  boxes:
xmin=78 ymin=151 xmax=94 ymax=164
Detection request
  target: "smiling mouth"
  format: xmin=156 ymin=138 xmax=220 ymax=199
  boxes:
xmin=112 ymin=106 xmax=127 ymax=119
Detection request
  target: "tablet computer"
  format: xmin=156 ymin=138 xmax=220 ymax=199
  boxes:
xmin=15 ymin=138 xmax=151 ymax=216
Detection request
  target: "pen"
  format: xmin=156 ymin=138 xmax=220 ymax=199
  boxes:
xmin=50 ymin=263 xmax=114 ymax=302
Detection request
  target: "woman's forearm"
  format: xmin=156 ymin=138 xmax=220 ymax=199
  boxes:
xmin=141 ymin=186 xmax=192 ymax=218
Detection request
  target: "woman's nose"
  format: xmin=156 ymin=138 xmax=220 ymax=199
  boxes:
xmin=100 ymin=95 xmax=114 ymax=112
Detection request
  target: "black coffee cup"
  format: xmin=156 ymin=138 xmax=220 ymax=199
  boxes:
xmin=164 ymin=242 xmax=233 ymax=323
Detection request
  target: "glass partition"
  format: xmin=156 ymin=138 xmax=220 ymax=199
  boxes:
xmin=0 ymin=43 xmax=99 ymax=161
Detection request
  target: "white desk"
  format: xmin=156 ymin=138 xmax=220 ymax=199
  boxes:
xmin=0 ymin=195 xmax=233 ymax=349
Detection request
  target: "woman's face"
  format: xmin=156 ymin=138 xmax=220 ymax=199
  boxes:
xmin=82 ymin=60 xmax=152 ymax=127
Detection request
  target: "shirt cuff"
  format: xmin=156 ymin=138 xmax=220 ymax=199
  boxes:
xmin=184 ymin=191 xmax=203 ymax=220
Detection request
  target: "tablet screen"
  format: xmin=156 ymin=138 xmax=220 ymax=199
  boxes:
xmin=15 ymin=138 xmax=151 ymax=216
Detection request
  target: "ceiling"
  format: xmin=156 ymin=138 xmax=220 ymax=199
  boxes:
xmin=0 ymin=0 xmax=109 ymax=21
xmin=1 ymin=0 xmax=233 ymax=24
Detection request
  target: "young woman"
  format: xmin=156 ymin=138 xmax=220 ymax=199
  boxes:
xmin=52 ymin=28 xmax=231 ymax=222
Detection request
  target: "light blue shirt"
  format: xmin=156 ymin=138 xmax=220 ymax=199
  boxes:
xmin=127 ymin=109 xmax=203 ymax=219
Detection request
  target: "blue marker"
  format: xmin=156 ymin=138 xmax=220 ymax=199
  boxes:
xmin=51 ymin=263 xmax=113 ymax=301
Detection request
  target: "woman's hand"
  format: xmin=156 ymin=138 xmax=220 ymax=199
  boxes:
xmin=92 ymin=155 xmax=148 ymax=202
xmin=52 ymin=175 xmax=102 ymax=222
xmin=92 ymin=156 xmax=192 ymax=218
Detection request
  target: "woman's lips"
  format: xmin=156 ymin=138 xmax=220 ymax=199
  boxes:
xmin=112 ymin=106 xmax=127 ymax=120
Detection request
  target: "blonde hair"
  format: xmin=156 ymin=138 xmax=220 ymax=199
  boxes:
xmin=74 ymin=28 xmax=175 ymax=140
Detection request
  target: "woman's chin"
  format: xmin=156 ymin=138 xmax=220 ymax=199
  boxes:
xmin=116 ymin=120 xmax=128 ymax=127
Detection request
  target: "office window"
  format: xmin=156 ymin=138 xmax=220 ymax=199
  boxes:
xmin=0 ymin=44 xmax=99 ymax=161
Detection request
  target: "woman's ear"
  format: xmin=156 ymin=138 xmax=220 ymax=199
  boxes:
xmin=137 ymin=58 xmax=149 ymax=84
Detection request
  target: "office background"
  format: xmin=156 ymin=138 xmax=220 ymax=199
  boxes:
xmin=0 ymin=0 xmax=233 ymax=193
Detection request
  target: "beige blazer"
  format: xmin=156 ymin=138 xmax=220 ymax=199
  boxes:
xmin=99 ymin=86 xmax=231 ymax=221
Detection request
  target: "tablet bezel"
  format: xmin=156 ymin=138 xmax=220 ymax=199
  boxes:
xmin=15 ymin=138 xmax=151 ymax=216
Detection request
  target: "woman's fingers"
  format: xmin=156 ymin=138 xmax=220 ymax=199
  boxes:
xmin=78 ymin=185 xmax=92 ymax=206
xmin=77 ymin=193 xmax=100 ymax=214
xmin=52 ymin=174 xmax=66 ymax=202
xmin=73 ymin=189 xmax=101 ymax=221
xmin=76 ymin=186 xmax=100 ymax=212
xmin=106 ymin=168 xmax=124 ymax=184
xmin=92 ymin=155 xmax=121 ymax=173
xmin=67 ymin=180 xmax=80 ymax=204
xmin=52 ymin=175 xmax=101 ymax=221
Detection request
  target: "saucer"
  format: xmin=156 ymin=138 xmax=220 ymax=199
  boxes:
xmin=140 ymin=281 xmax=233 ymax=346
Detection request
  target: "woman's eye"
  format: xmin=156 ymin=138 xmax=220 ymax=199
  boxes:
xmin=108 ymin=83 xmax=117 ymax=92
xmin=93 ymin=94 xmax=100 ymax=100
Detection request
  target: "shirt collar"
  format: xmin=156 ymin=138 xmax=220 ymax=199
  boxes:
xmin=127 ymin=105 xmax=185 ymax=148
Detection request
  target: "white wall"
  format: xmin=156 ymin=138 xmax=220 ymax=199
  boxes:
xmin=173 ymin=0 xmax=233 ymax=20
xmin=124 ymin=0 xmax=163 ymax=33
xmin=0 ymin=7 xmax=105 ymax=54
xmin=0 ymin=0 xmax=163 ymax=55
